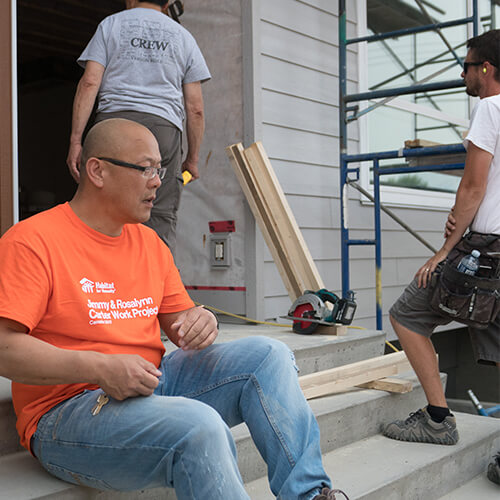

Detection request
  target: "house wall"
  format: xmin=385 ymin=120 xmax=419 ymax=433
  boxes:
xmin=175 ymin=0 xmax=249 ymax=314
xmin=247 ymin=0 xmax=454 ymax=337
xmin=160 ymin=0 xmax=456 ymax=337
xmin=252 ymin=0 xmax=368 ymax=322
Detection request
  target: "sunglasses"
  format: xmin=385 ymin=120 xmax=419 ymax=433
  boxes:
xmin=463 ymin=61 xmax=484 ymax=74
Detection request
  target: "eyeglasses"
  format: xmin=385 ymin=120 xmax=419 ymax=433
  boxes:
xmin=463 ymin=61 xmax=484 ymax=74
xmin=97 ymin=157 xmax=166 ymax=180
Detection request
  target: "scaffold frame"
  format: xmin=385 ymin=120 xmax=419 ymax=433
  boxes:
xmin=338 ymin=0 xmax=480 ymax=330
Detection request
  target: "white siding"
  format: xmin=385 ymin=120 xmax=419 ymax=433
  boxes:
xmin=255 ymin=0 xmax=449 ymax=338
xmin=256 ymin=0 xmax=360 ymax=321
xmin=177 ymin=0 xmax=453 ymax=337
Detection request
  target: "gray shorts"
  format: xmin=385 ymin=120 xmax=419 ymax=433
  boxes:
xmin=95 ymin=110 xmax=182 ymax=254
xmin=390 ymin=276 xmax=500 ymax=365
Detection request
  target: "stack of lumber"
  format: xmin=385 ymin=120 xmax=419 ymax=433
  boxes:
xmin=404 ymin=138 xmax=465 ymax=175
xmin=299 ymin=351 xmax=414 ymax=399
xmin=226 ymin=142 xmax=323 ymax=302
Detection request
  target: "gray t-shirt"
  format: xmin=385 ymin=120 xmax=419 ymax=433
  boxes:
xmin=78 ymin=8 xmax=211 ymax=131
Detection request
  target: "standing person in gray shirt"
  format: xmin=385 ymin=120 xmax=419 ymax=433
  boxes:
xmin=67 ymin=0 xmax=211 ymax=255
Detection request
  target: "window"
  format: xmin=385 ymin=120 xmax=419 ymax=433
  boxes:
xmin=357 ymin=0 xmax=497 ymax=209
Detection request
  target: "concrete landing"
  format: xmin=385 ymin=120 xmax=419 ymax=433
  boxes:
xmin=246 ymin=412 xmax=500 ymax=500
xmin=0 ymin=324 xmax=385 ymax=460
xmin=0 ymin=376 xmax=19 ymax=456
xmin=166 ymin=323 xmax=386 ymax=375
xmin=438 ymin=472 xmax=499 ymax=499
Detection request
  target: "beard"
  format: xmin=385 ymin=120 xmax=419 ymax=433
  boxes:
xmin=465 ymin=82 xmax=479 ymax=97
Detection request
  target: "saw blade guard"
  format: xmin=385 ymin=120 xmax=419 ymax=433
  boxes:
xmin=288 ymin=293 xmax=328 ymax=320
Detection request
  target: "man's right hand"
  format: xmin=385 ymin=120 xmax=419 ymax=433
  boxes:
xmin=95 ymin=353 xmax=162 ymax=400
xmin=67 ymin=143 xmax=82 ymax=183
xmin=182 ymin=158 xmax=200 ymax=180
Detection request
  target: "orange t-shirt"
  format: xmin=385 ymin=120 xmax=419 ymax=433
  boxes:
xmin=0 ymin=203 xmax=194 ymax=450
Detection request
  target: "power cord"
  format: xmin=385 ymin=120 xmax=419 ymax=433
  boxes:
xmin=194 ymin=302 xmax=400 ymax=352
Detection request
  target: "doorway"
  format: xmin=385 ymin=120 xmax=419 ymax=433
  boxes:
xmin=17 ymin=1 xmax=123 ymax=219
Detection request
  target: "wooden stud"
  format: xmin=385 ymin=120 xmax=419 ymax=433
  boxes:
xmin=244 ymin=142 xmax=324 ymax=293
xmin=313 ymin=324 xmax=348 ymax=336
xmin=239 ymin=141 xmax=324 ymax=299
xmin=357 ymin=377 xmax=413 ymax=393
xmin=225 ymin=144 xmax=302 ymax=299
xmin=404 ymin=138 xmax=441 ymax=148
xmin=299 ymin=351 xmax=413 ymax=399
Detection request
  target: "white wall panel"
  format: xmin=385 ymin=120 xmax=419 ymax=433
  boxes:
xmin=301 ymin=0 xmax=358 ymax=22
xmin=287 ymin=194 xmax=338 ymax=229
xmin=262 ymin=90 xmax=339 ymax=138
xmin=346 ymin=199 xmax=451 ymax=231
xmin=262 ymin=124 xmax=358 ymax=166
xmin=263 ymin=0 xmax=337 ymax=46
xmin=263 ymin=228 xmax=341 ymax=262
xmin=175 ymin=0 xmax=443 ymax=334
xmin=260 ymin=21 xmax=358 ymax=81
xmin=261 ymin=56 xmax=358 ymax=106
xmin=272 ymin=160 xmax=339 ymax=196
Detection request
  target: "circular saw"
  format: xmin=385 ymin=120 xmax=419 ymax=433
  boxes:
xmin=285 ymin=289 xmax=357 ymax=334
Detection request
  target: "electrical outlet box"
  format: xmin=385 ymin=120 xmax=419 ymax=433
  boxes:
xmin=210 ymin=233 xmax=231 ymax=268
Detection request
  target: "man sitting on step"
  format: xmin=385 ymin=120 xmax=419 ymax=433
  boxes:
xmin=0 ymin=119 xmax=349 ymax=500
xmin=383 ymin=29 xmax=500 ymax=486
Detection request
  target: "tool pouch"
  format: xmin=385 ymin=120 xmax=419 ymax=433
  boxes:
xmin=428 ymin=232 xmax=500 ymax=329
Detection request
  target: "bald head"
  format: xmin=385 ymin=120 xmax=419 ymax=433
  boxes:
xmin=69 ymin=118 xmax=162 ymax=236
xmin=80 ymin=119 xmax=157 ymax=181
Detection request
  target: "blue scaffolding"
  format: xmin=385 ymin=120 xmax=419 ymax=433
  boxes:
xmin=338 ymin=0 xmax=480 ymax=330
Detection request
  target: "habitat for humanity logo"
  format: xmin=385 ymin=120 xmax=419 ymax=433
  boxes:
xmin=80 ymin=278 xmax=116 ymax=294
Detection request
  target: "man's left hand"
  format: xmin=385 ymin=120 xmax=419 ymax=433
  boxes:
xmin=170 ymin=306 xmax=218 ymax=350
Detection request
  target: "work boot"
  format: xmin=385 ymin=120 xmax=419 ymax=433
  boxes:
xmin=313 ymin=487 xmax=350 ymax=499
xmin=382 ymin=408 xmax=459 ymax=445
xmin=487 ymin=452 xmax=500 ymax=485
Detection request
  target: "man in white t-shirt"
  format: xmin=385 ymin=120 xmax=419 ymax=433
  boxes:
xmin=67 ymin=0 xmax=211 ymax=254
xmin=383 ymin=29 xmax=500 ymax=484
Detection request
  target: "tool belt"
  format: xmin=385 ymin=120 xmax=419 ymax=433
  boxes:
xmin=428 ymin=232 xmax=500 ymax=329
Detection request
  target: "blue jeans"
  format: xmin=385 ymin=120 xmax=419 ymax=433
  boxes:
xmin=32 ymin=337 xmax=331 ymax=499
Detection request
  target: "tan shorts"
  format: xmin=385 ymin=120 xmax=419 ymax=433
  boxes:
xmin=390 ymin=274 xmax=500 ymax=366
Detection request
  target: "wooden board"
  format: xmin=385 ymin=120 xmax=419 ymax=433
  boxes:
xmin=357 ymin=377 xmax=413 ymax=393
xmin=225 ymin=144 xmax=301 ymax=299
xmin=314 ymin=324 xmax=348 ymax=336
xmin=243 ymin=142 xmax=324 ymax=298
xmin=404 ymin=138 xmax=441 ymax=148
xmin=226 ymin=141 xmax=324 ymax=301
xmin=299 ymin=351 xmax=413 ymax=400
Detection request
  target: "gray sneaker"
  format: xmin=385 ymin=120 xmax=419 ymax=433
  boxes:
xmin=382 ymin=408 xmax=459 ymax=445
xmin=313 ymin=487 xmax=350 ymax=500
xmin=487 ymin=452 xmax=500 ymax=485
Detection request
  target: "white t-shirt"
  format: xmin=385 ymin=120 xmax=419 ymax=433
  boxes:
xmin=78 ymin=8 xmax=211 ymax=131
xmin=464 ymin=93 xmax=500 ymax=234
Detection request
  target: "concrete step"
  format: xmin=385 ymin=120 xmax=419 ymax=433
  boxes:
xmin=0 ymin=376 xmax=20 ymax=456
xmin=0 ymin=369 xmax=435 ymax=499
xmin=438 ymin=472 xmax=499 ymax=499
xmin=233 ymin=370 xmax=437 ymax=484
xmin=169 ymin=324 xmax=387 ymax=376
xmin=0 ymin=451 xmax=170 ymax=500
xmin=0 ymin=326 xmax=385 ymax=458
xmin=246 ymin=412 xmax=500 ymax=499
xmin=0 ymin=325 xmax=389 ymax=498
